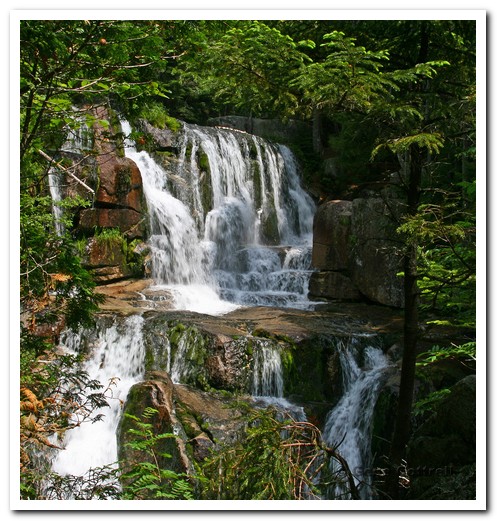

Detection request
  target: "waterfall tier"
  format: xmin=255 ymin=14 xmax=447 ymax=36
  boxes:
xmin=322 ymin=338 xmax=393 ymax=500
xmin=121 ymin=120 xmax=316 ymax=314
xmin=50 ymin=315 xmax=146 ymax=481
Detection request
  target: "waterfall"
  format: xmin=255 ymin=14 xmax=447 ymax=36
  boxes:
xmin=50 ymin=315 xmax=145 ymax=481
xmin=48 ymin=116 xmax=93 ymax=237
xmin=121 ymin=120 xmax=316 ymax=313
xmin=251 ymin=339 xmax=306 ymax=422
xmin=48 ymin=168 xmax=65 ymax=236
xmin=322 ymin=338 xmax=392 ymax=500
xmin=252 ymin=341 xmax=284 ymax=398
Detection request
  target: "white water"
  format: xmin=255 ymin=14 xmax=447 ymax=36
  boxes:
xmin=322 ymin=339 xmax=392 ymax=499
xmin=50 ymin=315 xmax=146 ymax=479
xmin=121 ymin=120 xmax=316 ymax=314
xmin=48 ymin=169 xmax=65 ymax=236
xmin=252 ymin=342 xmax=284 ymax=398
xmin=251 ymin=340 xmax=306 ymax=422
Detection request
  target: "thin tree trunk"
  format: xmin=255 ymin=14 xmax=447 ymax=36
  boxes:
xmin=386 ymin=143 xmax=422 ymax=498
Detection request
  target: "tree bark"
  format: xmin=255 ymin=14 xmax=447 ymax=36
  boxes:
xmin=385 ymin=143 xmax=422 ymax=498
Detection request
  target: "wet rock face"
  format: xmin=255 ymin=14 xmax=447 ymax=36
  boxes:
xmin=77 ymin=109 xmax=147 ymax=240
xmin=310 ymin=197 xmax=404 ymax=307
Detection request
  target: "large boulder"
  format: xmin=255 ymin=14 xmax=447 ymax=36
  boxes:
xmin=94 ymin=155 xmax=144 ymax=213
xmin=312 ymin=200 xmax=352 ymax=271
xmin=350 ymin=197 xmax=404 ymax=308
xmin=310 ymin=197 xmax=404 ymax=307
xmin=117 ymin=371 xmax=193 ymax=489
xmin=76 ymin=106 xmax=147 ymax=240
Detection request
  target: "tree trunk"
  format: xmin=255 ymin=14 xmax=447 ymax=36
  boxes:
xmin=385 ymin=143 xmax=422 ymax=498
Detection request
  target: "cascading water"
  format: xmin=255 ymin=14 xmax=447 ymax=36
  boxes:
xmin=48 ymin=168 xmax=65 ymax=236
xmin=50 ymin=315 xmax=146 ymax=484
xmin=121 ymin=120 xmax=316 ymax=313
xmin=322 ymin=338 xmax=392 ymax=500
xmin=252 ymin=342 xmax=284 ymax=398
xmin=251 ymin=340 xmax=306 ymax=422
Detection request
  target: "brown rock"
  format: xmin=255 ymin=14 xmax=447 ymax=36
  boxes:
xmin=89 ymin=265 xmax=133 ymax=284
xmin=78 ymin=208 xmax=145 ymax=238
xmin=84 ymin=237 xmax=125 ymax=268
xmin=312 ymin=200 xmax=353 ymax=271
xmin=308 ymin=271 xmax=361 ymax=301
xmin=95 ymin=155 xmax=144 ymax=213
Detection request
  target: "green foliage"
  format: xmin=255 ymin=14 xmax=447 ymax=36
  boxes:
xmin=139 ymin=101 xmax=182 ymax=132
xmin=41 ymin=465 xmax=121 ymax=500
xmin=397 ymin=197 xmax=476 ymax=326
xmin=294 ymin=31 xmax=394 ymax=116
xmin=413 ymin=341 xmax=475 ymax=424
xmin=178 ymin=21 xmax=309 ymax=118
xmin=197 ymin=407 xmax=349 ymax=500
xmin=412 ymin=388 xmax=451 ymax=417
xmin=416 ymin=342 xmax=476 ymax=368
xmin=93 ymin=227 xmax=124 ymax=247
xmin=372 ymin=132 xmax=445 ymax=159
xmin=120 ymin=408 xmax=194 ymax=500
xmin=20 ymin=193 xmax=104 ymax=330
xmin=20 ymin=20 xmax=171 ymax=157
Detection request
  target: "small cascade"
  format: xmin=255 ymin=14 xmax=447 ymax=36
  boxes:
xmin=121 ymin=119 xmax=316 ymax=313
xmin=50 ymin=315 xmax=146 ymax=481
xmin=47 ymin=168 xmax=65 ymax=236
xmin=252 ymin=341 xmax=284 ymax=398
xmin=251 ymin=339 xmax=306 ymax=422
xmin=322 ymin=338 xmax=392 ymax=500
xmin=169 ymin=327 xmax=204 ymax=384
xmin=60 ymin=118 xmax=93 ymax=154
xmin=216 ymin=244 xmax=314 ymax=308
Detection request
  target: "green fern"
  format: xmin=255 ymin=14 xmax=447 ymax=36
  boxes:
xmin=119 ymin=408 xmax=194 ymax=500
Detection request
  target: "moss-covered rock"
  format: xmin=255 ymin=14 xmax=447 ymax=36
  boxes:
xmin=117 ymin=371 xmax=192 ymax=492
xmin=260 ymin=204 xmax=280 ymax=245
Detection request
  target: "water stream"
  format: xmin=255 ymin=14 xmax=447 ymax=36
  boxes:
xmin=251 ymin=339 xmax=306 ymax=422
xmin=50 ymin=315 xmax=146 ymax=478
xmin=322 ymin=338 xmax=392 ymax=499
xmin=47 ymin=168 xmax=65 ymax=236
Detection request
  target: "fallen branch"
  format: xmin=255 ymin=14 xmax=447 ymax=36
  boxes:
xmin=38 ymin=149 xmax=95 ymax=195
